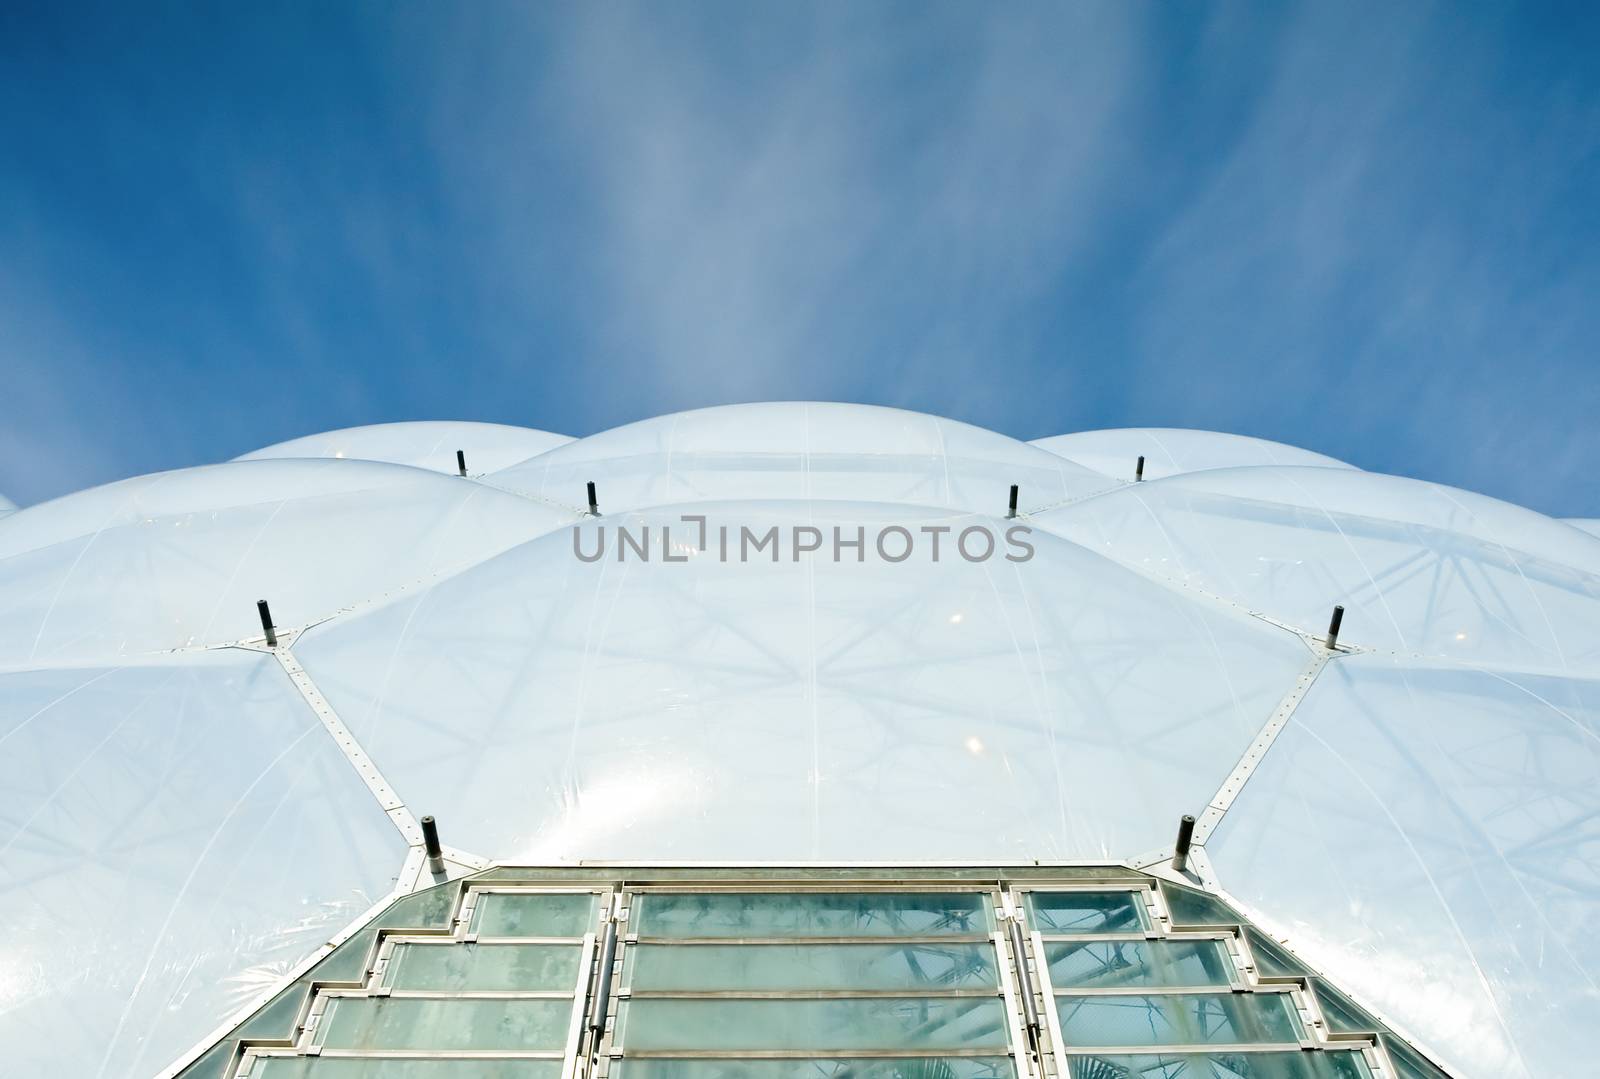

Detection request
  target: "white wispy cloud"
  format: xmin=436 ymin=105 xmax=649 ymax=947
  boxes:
xmin=0 ymin=2 xmax=1595 ymax=517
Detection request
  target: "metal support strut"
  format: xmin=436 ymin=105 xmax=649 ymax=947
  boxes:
xmin=1007 ymin=484 xmax=1019 ymax=520
xmin=1136 ymin=455 xmax=1145 ymax=481
xmin=1325 ymin=604 xmax=1345 ymax=651
xmin=1007 ymin=919 xmax=1042 ymax=1050
xmin=589 ymin=920 xmax=618 ymax=1056
xmin=456 ymin=449 xmax=467 ymax=476
xmin=587 ymin=481 xmax=601 ymax=517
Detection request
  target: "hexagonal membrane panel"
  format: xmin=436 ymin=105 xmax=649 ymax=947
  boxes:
xmin=234 ymin=421 xmax=574 ymax=475
xmin=1208 ymin=654 xmax=1600 ymax=1079
xmin=181 ymin=866 xmax=1445 ymax=1079
xmin=0 ymin=649 xmax=407 ymax=1077
xmin=297 ymin=500 xmax=1310 ymax=863
xmin=0 ymin=458 xmax=573 ymax=665
xmin=1033 ymin=465 xmax=1600 ymax=671
xmin=485 ymin=403 xmax=1119 ymax=515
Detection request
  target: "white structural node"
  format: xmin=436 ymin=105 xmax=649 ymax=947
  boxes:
xmin=0 ymin=405 xmax=1593 ymax=1079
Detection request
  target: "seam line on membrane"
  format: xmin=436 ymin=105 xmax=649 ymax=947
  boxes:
xmin=1026 ymin=521 xmax=1355 ymax=652
xmin=1192 ymin=648 xmax=1334 ymax=846
xmin=236 ymin=631 xmax=423 ymax=845
xmin=1130 ymin=645 xmax=1340 ymax=874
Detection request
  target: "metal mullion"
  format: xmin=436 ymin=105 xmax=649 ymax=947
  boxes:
xmin=382 ymin=989 xmax=578 ymax=1000
xmin=301 ymin=991 xmax=335 ymax=1050
xmin=1218 ymin=929 xmax=1251 ymax=992
xmin=623 ymin=883 xmax=1006 ymax=895
xmin=561 ymin=929 xmax=599 ymax=1079
xmin=1030 ymin=922 xmax=1158 ymax=941
xmin=1366 ymin=1041 xmax=1400 ymax=1079
xmin=1028 ymin=929 xmax=1071 ymax=1079
xmin=1055 ymin=1042 xmax=1311 ymax=1055
xmin=314 ymin=988 xmax=385 ymax=1000
xmin=1009 ymin=883 xmax=1152 ymax=895
xmin=992 ymin=927 xmax=1038 ymax=1079
xmin=1290 ymin=981 xmax=1324 ymax=1050
xmin=619 ymin=1049 xmax=1012 ymax=1060
xmin=312 ymin=1048 xmax=567 ymax=1059
xmin=623 ymin=988 xmax=999 ymax=1000
xmin=1051 ymin=986 xmax=1298 ymax=998
xmin=470 ymin=886 xmax=612 ymax=896
xmin=630 ymin=934 xmax=995 ymax=946
xmin=467 ymin=935 xmax=592 ymax=945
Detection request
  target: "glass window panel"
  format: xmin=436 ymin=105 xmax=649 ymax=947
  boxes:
xmin=1045 ymin=940 xmax=1233 ymax=989
xmin=254 ymin=1060 xmax=564 ymax=1079
xmin=615 ymin=997 xmax=1010 ymax=1051
xmin=1025 ymin=892 xmax=1145 ymax=935
xmin=385 ymin=942 xmax=582 ymax=991
xmin=1381 ymin=1036 xmax=1453 ymax=1079
xmin=634 ymin=893 xmax=993 ymax=938
xmin=1160 ymin=886 xmax=1242 ymax=929
xmin=1065 ymin=1051 xmax=1370 ymax=1079
xmin=629 ymin=942 xmax=998 ymax=991
xmin=472 ymin=892 xmax=599 ymax=937
xmin=376 ymin=883 xmax=462 ymax=933
xmin=1310 ymin=981 xmax=1380 ymax=1036
xmin=316 ymin=997 xmax=574 ymax=1051
xmin=1244 ymin=930 xmax=1309 ymax=980
xmin=612 ymin=1060 xmax=1015 ymax=1079
xmin=1056 ymin=994 xmax=1301 ymax=1047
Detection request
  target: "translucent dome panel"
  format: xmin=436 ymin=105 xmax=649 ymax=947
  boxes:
xmin=1564 ymin=517 xmax=1600 ymax=539
xmin=0 ymin=492 xmax=16 ymax=517
xmin=1030 ymin=428 xmax=1354 ymax=480
xmin=235 ymin=420 xmax=573 ymax=475
xmin=1208 ymin=654 xmax=1600 ymax=1079
xmin=0 ymin=459 xmax=574 ymax=664
xmin=1035 ymin=466 xmax=1600 ymax=672
xmin=488 ymin=403 xmax=1117 ymax=516
xmin=297 ymin=500 xmax=1308 ymax=863
xmin=0 ymin=648 xmax=406 ymax=1078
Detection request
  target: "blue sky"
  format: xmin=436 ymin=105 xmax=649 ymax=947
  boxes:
xmin=2 ymin=2 xmax=1597 ymax=516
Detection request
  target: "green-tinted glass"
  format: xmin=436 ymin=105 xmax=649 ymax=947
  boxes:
xmin=1382 ymin=1035 xmax=1454 ymax=1079
xmin=615 ymin=997 xmax=1010 ymax=1051
xmin=629 ymin=943 xmax=998 ymax=991
xmin=612 ymin=1060 xmax=1015 ymax=1079
xmin=253 ymin=1060 xmax=564 ymax=1079
xmin=1056 ymin=993 xmax=1301 ymax=1047
xmin=472 ymin=891 xmax=599 ymax=937
xmin=385 ymin=942 xmax=582 ymax=991
xmin=633 ymin=893 xmax=992 ymax=938
xmin=1161 ymin=885 xmax=1242 ymax=929
xmin=1310 ymin=981 xmax=1380 ymax=1036
xmin=1045 ymin=939 xmax=1233 ymax=988
xmin=1245 ymin=929 xmax=1310 ymax=979
xmin=1065 ymin=1051 xmax=1370 ymax=1079
xmin=376 ymin=884 xmax=461 ymax=932
xmin=1025 ymin=892 xmax=1145 ymax=935
xmin=316 ymin=996 xmax=574 ymax=1051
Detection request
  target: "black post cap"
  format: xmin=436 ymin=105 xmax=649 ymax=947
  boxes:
xmin=1171 ymin=813 xmax=1196 ymax=872
xmin=257 ymin=599 xmax=277 ymax=648
xmin=1327 ymin=604 xmax=1345 ymax=650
